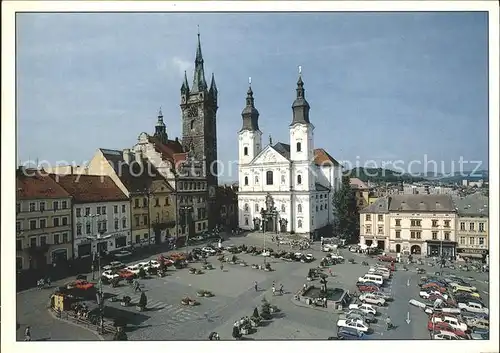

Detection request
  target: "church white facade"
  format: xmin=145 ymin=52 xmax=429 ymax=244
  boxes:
xmin=237 ymin=73 xmax=342 ymax=236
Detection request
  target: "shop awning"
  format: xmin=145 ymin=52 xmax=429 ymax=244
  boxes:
xmin=460 ymin=253 xmax=483 ymax=258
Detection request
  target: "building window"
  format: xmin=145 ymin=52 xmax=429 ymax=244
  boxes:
xmin=134 ymin=199 xmax=140 ymax=208
xmin=297 ymin=175 xmax=302 ymax=185
xmin=86 ymin=223 xmax=91 ymax=234
xmin=122 ymin=204 xmax=126 ymax=212
xmin=395 ymin=219 xmax=401 ymax=226
xmin=316 ymin=206 xmax=319 ymax=212
xmin=281 ymin=175 xmax=286 ymax=184
xmin=96 ymin=206 xmax=101 ymax=215
xmin=444 ymin=220 xmax=450 ymax=228
xmin=478 ymin=237 xmax=484 ymax=246
xmin=122 ymin=219 xmax=127 ymax=228
xmin=53 ymin=218 xmax=60 ymax=227
xmin=62 ymin=217 xmax=68 ymax=226
xmin=298 ymin=204 xmax=302 ymax=213
xmin=16 ymin=239 xmax=22 ymax=250
xmin=296 ymin=142 xmax=302 ymax=152
xmin=16 ymin=221 xmax=21 ymax=232
xmin=62 ymin=201 xmax=68 ymax=209
xmin=378 ymin=215 xmax=383 ymax=222
xmin=54 ymin=201 xmax=59 ymax=211
xmin=143 ymin=215 xmax=148 ymax=225
xmin=54 ymin=234 xmax=60 ymax=244
xmin=266 ymin=171 xmax=274 ymax=185
xmin=444 ymin=232 xmax=450 ymax=241
xmin=244 ymin=176 xmax=249 ymax=186
xmin=432 ymin=220 xmax=438 ymax=227
xmin=255 ymin=204 xmax=259 ymax=212
xmin=245 ymin=218 xmax=249 ymax=226
xmin=395 ymin=231 xmax=400 ymax=239
xmin=377 ymin=226 xmax=383 ymax=235
xmin=39 ymin=202 xmax=46 ymax=212
xmin=62 ymin=233 xmax=68 ymax=243
xmin=366 ymin=225 xmax=371 ymax=234
xmin=244 ymin=204 xmax=249 ymax=212
xmin=432 ymin=232 xmax=437 ymax=240
xmin=85 ymin=207 xmax=90 ymax=216
xmin=39 ymin=218 xmax=47 ymax=228
xmin=460 ymin=237 xmax=465 ymax=245
xmin=410 ymin=231 xmax=415 ymax=239
xmin=255 ymin=176 xmax=259 ymax=184
xmin=469 ymin=237 xmax=475 ymax=245
xmin=281 ymin=204 xmax=285 ymax=213
xmin=115 ymin=219 xmax=119 ymax=230
xmin=469 ymin=222 xmax=475 ymax=231
xmin=365 ymin=214 xmax=371 ymax=221
xmin=142 ymin=198 xmax=148 ymax=208
xmin=30 ymin=237 xmax=37 ymax=248
xmin=30 ymin=220 xmax=37 ymax=230
xmin=29 ymin=202 xmax=36 ymax=212
xmin=102 ymin=206 xmax=107 ymax=215
xmin=40 ymin=236 xmax=47 ymax=246
xmin=76 ymin=208 xmax=81 ymax=217
xmin=114 ymin=205 xmax=118 ymax=213
xmin=416 ymin=231 xmax=421 ymax=239
xmin=298 ymin=220 xmax=302 ymax=228
xmin=135 ymin=216 xmax=140 ymax=227
xmin=77 ymin=225 xmax=82 ymax=236
xmin=243 ymin=147 xmax=248 ymax=156
xmin=460 ymin=222 xmax=465 ymax=231
xmin=479 ymin=222 xmax=485 ymax=232
xmin=410 ymin=219 xmax=421 ymax=227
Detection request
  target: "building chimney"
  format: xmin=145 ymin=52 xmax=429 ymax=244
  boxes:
xmin=123 ymin=149 xmax=131 ymax=164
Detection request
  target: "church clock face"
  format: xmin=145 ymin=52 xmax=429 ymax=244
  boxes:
xmin=187 ymin=106 xmax=198 ymax=118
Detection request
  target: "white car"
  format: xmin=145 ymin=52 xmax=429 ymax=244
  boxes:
xmin=304 ymin=254 xmax=314 ymax=261
xmin=430 ymin=316 xmax=468 ymax=332
xmin=126 ymin=264 xmax=143 ymax=274
xmin=114 ymin=250 xmax=132 ymax=258
xmin=336 ymin=318 xmax=370 ymax=333
xmin=262 ymin=251 xmax=271 ymax=257
xmin=419 ymin=290 xmax=447 ymax=300
xmin=348 ymin=303 xmax=377 ymax=315
xmin=322 ymin=244 xmax=336 ymax=252
xmin=359 ymin=293 xmax=386 ymax=306
xmin=457 ymin=302 xmax=489 ymax=314
xmin=368 ymin=268 xmax=390 ymax=279
xmin=330 ymin=254 xmax=344 ymax=261
xmin=202 ymin=247 xmax=216 ymax=255
xmin=432 ymin=330 xmax=460 ymax=340
xmin=102 ymin=270 xmax=120 ymax=280
xmin=140 ymin=260 xmax=160 ymax=270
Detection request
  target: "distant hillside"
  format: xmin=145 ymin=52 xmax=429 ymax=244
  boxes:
xmin=438 ymin=170 xmax=489 ymax=184
xmin=345 ymin=168 xmax=427 ymax=183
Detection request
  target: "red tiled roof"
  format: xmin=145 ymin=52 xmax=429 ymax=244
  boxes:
xmin=350 ymin=177 xmax=369 ymax=189
xmin=148 ymin=136 xmax=187 ymax=166
xmin=51 ymin=174 xmax=128 ymax=203
xmin=16 ymin=168 xmax=71 ymax=200
xmin=314 ymin=148 xmax=340 ymax=166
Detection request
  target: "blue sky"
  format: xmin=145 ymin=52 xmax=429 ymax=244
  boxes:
xmin=17 ymin=12 xmax=489 ymax=180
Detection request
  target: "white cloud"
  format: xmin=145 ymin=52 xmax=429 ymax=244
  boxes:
xmin=170 ymin=57 xmax=192 ymax=77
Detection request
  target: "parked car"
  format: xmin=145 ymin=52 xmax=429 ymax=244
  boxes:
xmin=126 ymin=264 xmax=144 ymax=275
xmin=450 ymin=283 xmax=477 ymax=292
xmin=419 ymin=290 xmax=447 ymax=300
xmin=113 ymin=250 xmax=132 ymax=259
xmin=322 ymin=244 xmax=337 ymax=252
xmin=430 ymin=315 xmax=468 ymax=332
xmin=357 ymin=285 xmax=380 ymax=293
xmin=464 ymin=317 xmax=489 ymax=331
xmin=337 ymin=326 xmax=367 ymax=340
xmin=427 ymin=321 xmax=468 ymax=339
xmin=432 ymin=330 xmax=461 ymax=340
xmin=359 ymin=293 xmax=386 ymax=306
xmin=348 ymin=303 xmax=377 ymax=315
xmin=102 ymin=270 xmax=120 ymax=280
xmin=470 ymin=332 xmax=489 ymax=340
xmin=421 ymin=283 xmax=446 ymax=292
xmin=370 ymin=291 xmax=392 ymax=301
xmin=344 ymin=310 xmax=376 ymax=324
xmin=202 ymin=247 xmax=217 ymax=255
xmin=378 ymin=255 xmax=396 ymax=262
xmin=118 ymin=269 xmax=135 ymax=280
xmin=457 ymin=301 xmax=488 ymax=315
xmin=336 ymin=318 xmax=370 ymax=333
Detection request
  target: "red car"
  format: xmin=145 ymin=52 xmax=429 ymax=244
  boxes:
xmin=378 ymin=255 xmax=396 ymax=263
xmin=118 ymin=269 xmax=135 ymax=280
xmin=421 ymin=283 xmax=447 ymax=292
xmin=427 ymin=321 xmax=468 ymax=338
xmin=357 ymin=285 xmax=379 ymax=292
xmin=157 ymin=254 xmax=174 ymax=267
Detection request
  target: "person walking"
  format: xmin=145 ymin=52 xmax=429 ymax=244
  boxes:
xmin=254 ymin=281 xmax=258 ymax=292
xmin=272 ymin=286 xmax=276 ymax=296
xmin=385 ymin=316 xmax=393 ymax=330
xmin=24 ymin=326 xmax=31 ymax=341
xmin=220 ymin=263 xmax=224 ymax=271
xmin=279 ymin=284 xmax=284 ymax=295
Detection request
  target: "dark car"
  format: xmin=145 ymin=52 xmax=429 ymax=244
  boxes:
xmin=337 ymin=327 xmax=367 ymax=340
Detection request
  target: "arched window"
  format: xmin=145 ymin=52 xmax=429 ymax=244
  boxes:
xmin=298 ymin=220 xmax=303 ymax=228
xmin=266 ymin=171 xmax=274 ymax=185
xmin=296 ymin=142 xmax=302 ymax=152
xmin=245 ymin=218 xmax=249 ymax=225
xmin=297 ymin=175 xmax=302 ymax=185
xmin=244 ymin=203 xmax=249 ymax=212
xmin=243 ymin=146 xmax=248 ymax=156
xmin=255 ymin=204 xmax=259 ymax=212
xmin=244 ymin=176 xmax=249 ymax=186
xmin=298 ymin=204 xmax=302 ymax=213
xmin=255 ymin=175 xmax=259 ymax=184
xmin=281 ymin=204 xmax=285 ymax=213
xmin=190 ymin=120 xmax=195 ymax=130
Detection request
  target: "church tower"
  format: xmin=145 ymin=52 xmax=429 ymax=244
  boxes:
xmin=289 ymin=67 xmax=315 ymax=191
xmin=153 ymin=108 xmax=168 ymax=144
xmin=238 ymin=78 xmax=262 ymax=165
xmin=180 ymin=31 xmax=219 ymax=185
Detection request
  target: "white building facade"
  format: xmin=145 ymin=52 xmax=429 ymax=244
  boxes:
xmin=237 ymin=74 xmax=342 ymax=237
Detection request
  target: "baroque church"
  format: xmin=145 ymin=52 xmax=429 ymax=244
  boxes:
xmin=237 ymin=70 xmax=343 ymax=237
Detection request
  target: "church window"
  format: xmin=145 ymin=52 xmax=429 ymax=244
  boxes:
xmin=244 ymin=176 xmax=249 ymax=186
xmin=298 ymin=204 xmax=302 ymax=213
xmin=255 ymin=175 xmax=259 ymax=184
xmin=243 ymin=147 xmax=248 ymax=156
xmin=266 ymin=171 xmax=274 ymax=185
xmin=298 ymin=220 xmax=303 ymax=228
xmin=255 ymin=204 xmax=259 ymax=212
xmin=244 ymin=204 xmax=249 ymax=212
xmin=190 ymin=120 xmax=195 ymax=130
xmin=245 ymin=218 xmax=249 ymax=226
xmin=296 ymin=142 xmax=302 ymax=152
xmin=281 ymin=175 xmax=286 ymax=184
xmin=297 ymin=175 xmax=302 ymax=185
xmin=281 ymin=204 xmax=285 ymax=213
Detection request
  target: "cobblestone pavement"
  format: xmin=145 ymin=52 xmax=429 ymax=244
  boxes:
xmin=17 ymin=232 xmax=490 ymax=340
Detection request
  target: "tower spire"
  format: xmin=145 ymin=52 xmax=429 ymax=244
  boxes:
xmin=291 ymin=65 xmax=310 ymax=125
xmin=192 ymin=28 xmax=207 ymax=92
xmin=240 ymin=78 xmax=260 ymax=132
xmin=181 ymin=70 xmax=190 ymax=94
xmin=154 ymin=108 xmax=168 ymax=143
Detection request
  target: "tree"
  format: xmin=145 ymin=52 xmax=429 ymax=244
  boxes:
xmin=332 ymin=176 xmax=360 ymax=243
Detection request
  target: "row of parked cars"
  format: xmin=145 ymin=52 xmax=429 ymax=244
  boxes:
xmin=411 ymin=273 xmax=489 ymax=340
xmin=334 ymin=264 xmax=395 ymax=339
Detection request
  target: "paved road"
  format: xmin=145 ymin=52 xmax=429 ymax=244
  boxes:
xmin=17 ymin=232 xmax=491 ymax=341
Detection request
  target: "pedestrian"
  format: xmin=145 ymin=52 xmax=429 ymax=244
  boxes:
xmin=272 ymin=286 xmax=276 ymax=296
xmin=220 ymin=263 xmax=224 ymax=271
xmin=323 ymin=297 xmax=327 ymax=308
xmin=385 ymin=316 xmax=392 ymax=331
xmin=328 ymin=268 xmax=333 ymax=277
xmin=24 ymin=326 xmax=31 ymax=341
xmin=204 ymin=312 xmax=209 ymax=321
xmin=254 ymin=281 xmax=258 ymax=292
xmin=303 ymin=283 xmax=307 ymax=290
xmin=279 ymin=284 xmax=284 ymax=295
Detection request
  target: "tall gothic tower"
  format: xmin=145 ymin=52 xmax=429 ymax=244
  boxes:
xmin=180 ymin=31 xmax=219 ymax=227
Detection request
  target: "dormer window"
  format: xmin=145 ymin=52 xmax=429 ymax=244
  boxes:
xmin=296 ymin=142 xmax=302 ymax=152
xmin=243 ymin=147 xmax=248 ymax=156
